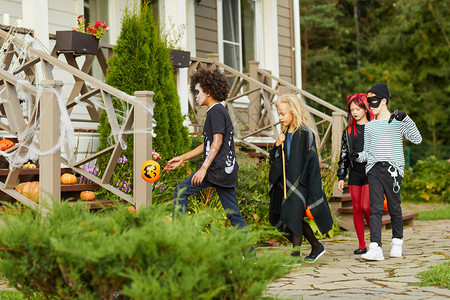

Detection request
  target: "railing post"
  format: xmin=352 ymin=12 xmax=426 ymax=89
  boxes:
xmin=248 ymin=60 xmax=260 ymax=131
xmin=331 ymin=111 xmax=346 ymax=196
xmin=206 ymin=53 xmax=220 ymax=70
xmin=39 ymin=80 xmax=63 ymax=208
xmin=133 ymin=91 xmax=154 ymax=210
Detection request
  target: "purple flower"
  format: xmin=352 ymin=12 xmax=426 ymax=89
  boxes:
xmin=118 ymin=157 xmax=123 ymax=164
xmin=159 ymin=186 xmax=167 ymax=193
xmin=122 ymin=156 xmax=128 ymax=164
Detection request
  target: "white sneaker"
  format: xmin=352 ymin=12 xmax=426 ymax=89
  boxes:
xmin=361 ymin=242 xmax=385 ymax=261
xmin=390 ymin=238 xmax=403 ymax=258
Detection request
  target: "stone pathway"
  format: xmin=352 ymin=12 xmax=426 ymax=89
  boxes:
xmin=265 ymin=219 xmax=450 ymax=299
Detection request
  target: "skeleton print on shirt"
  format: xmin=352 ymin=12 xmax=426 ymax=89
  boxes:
xmin=202 ymin=103 xmax=239 ymax=187
xmin=224 ymin=132 xmax=236 ymax=174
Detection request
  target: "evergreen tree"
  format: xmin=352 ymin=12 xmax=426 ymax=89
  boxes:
xmin=299 ymin=0 xmax=449 ymax=145
xmin=98 ymin=4 xmax=190 ymax=168
xmin=363 ymin=0 xmax=450 ymax=145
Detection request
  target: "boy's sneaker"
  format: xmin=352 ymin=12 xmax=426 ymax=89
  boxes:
xmin=390 ymin=238 xmax=403 ymax=258
xmin=361 ymin=242 xmax=385 ymax=261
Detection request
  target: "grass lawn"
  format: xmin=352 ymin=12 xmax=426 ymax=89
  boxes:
xmin=416 ymin=206 xmax=450 ymax=220
xmin=413 ymin=260 xmax=450 ymax=289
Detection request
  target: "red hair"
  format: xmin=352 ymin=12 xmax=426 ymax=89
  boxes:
xmin=346 ymin=93 xmax=375 ymax=136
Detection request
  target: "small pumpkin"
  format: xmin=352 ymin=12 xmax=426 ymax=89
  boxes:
xmin=15 ymin=181 xmax=39 ymax=203
xmin=61 ymin=173 xmax=77 ymax=184
xmin=80 ymin=191 xmax=95 ymax=201
xmin=0 ymin=138 xmax=14 ymax=151
xmin=23 ymin=162 xmax=37 ymax=169
xmin=128 ymin=206 xmax=136 ymax=214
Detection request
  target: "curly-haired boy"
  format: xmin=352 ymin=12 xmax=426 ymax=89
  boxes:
xmin=167 ymin=69 xmax=247 ymax=229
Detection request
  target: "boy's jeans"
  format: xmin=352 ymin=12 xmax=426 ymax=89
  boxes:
xmin=173 ymin=174 xmax=247 ymax=229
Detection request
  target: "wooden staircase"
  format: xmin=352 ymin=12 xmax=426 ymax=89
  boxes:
xmin=330 ymin=183 xmax=418 ymax=231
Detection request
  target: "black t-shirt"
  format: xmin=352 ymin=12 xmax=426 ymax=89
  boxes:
xmin=202 ymin=103 xmax=239 ymax=188
xmin=349 ymin=123 xmax=366 ymax=173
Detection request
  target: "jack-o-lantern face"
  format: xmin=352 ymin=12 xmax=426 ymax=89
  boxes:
xmin=141 ymin=160 xmax=160 ymax=183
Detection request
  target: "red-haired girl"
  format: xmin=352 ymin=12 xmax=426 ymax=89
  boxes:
xmin=337 ymin=93 xmax=375 ymax=254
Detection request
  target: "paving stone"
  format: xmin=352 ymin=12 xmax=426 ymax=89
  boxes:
xmin=265 ymin=219 xmax=450 ymax=299
xmin=418 ymin=286 xmax=450 ymax=297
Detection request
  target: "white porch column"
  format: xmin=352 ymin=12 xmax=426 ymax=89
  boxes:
xmin=292 ymin=0 xmax=302 ymax=89
xmin=22 ymin=0 xmax=50 ymax=52
xmin=262 ymin=0 xmax=279 ymax=78
xmin=161 ymin=0 xmax=190 ymax=126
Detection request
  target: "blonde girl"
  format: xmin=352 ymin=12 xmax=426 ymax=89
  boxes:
xmin=269 ymin=94 xmax=333 ymax=262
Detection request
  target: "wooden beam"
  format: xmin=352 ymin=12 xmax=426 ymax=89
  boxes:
xmin=72 ymin=145 xmax=115 ymax=167
xmin=0 ymin=29 xmax=134 ymax=105
xmin=101 ymin=106 xmax=134 ymax=184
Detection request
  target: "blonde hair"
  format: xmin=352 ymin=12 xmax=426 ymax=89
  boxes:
xmin=276 ymin=94 xmax=315 ymax=132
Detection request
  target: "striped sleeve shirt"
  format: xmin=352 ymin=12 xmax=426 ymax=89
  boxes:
xmin=356 ymin=115 xmax=422 ymax=176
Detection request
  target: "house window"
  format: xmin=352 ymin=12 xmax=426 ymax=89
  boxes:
xmin=220 ymin=0 xmax=258 ymax=73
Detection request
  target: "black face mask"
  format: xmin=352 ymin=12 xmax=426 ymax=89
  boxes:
xmin=368 ymin=96 xmax=383 ymax=108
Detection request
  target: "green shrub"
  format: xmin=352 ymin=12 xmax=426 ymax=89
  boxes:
xmin=402 ymin=156 xmax=450 ymax=203
xmin=0 ymin=203 xmax=289 ymax=299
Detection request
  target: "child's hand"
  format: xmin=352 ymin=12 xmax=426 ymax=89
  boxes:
xmin=337 ymin=180 xmax=345 ymax=192
xmin=349 ymin=152 xmax=359 ymax=161
xmin=167 ymin=156 xmax=183 ymax=170
xmin=389 ymin=111 xmax=407 ymax=123
xmin=276 ymin=134 xmax=285 ymax=147
xmin=393 ymin=111 xmax=407 ymax=122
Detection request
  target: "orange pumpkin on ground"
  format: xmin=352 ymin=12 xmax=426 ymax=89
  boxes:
xmin=0 ymin=138 xmax=14 ymax=151
xmin=305 ymin=206 xmax=314 ymax=220
xmin=128 ymin=206 xmax=136 ymax=213
xmin=80 ymin=191 xmax=95 ymax=201
xmin=15 ymin=181 xmax=39 ymax=203
xmin=61 ymin=173 xmax=77 ymax=184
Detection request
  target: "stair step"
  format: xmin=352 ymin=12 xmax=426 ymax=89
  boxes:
xmin=0 ymin=199 xmax=121 ymax=213
xmin=330 ymin=193 xmax=352 ymax=202
xmin=61 ymin=184 xmax=100 ymax=192
xmin=0 ymin=167 xmax=73 ymax=176
xmin=68 ymin=199 xmax=119 ymax=209
xmin=382 ymin=212 xmax=418 ymax=225
xmin=338 ymin=206 xmax=388 ymax=214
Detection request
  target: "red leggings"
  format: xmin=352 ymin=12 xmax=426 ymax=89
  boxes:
xmin=349 ymin=184 xmax=370 ymax=249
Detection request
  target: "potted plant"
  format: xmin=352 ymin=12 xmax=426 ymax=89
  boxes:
xmin=56 ymin=15 xmax=109 ymax=55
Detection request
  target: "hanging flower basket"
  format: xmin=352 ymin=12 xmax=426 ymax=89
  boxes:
xmin=55 ymin=31 xmax=99 ymax=55
xmin=170 ymin=49 xmax=190 ymax=68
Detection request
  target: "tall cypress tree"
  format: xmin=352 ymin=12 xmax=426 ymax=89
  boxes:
xmin=98 ymin=4 xmax=190 ymax=167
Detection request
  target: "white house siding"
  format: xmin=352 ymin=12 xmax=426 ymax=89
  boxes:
xmin=277 ymin=0 xmax=294 ymax=84
xmin=0 ymin=0 xmax=22 ymax=25
xmin=194 ymin=0 xmax=218 ymax=58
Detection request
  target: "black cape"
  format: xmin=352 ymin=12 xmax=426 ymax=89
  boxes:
xmin=269 ymin=127 xmax=333 ymax=238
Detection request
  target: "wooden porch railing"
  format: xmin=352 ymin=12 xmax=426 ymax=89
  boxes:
xmin=188 ymin=54 xmax=347 ymax=162
xmin=0 ymin=27 xmax=153 ymax=211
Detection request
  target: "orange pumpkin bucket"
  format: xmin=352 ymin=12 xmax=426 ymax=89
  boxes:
xmin=141 ymin=160 xmax=161 ymax=183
